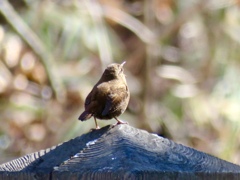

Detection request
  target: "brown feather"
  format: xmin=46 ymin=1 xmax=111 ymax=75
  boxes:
xmin=78 ymin=62 xmax=130 ymax=128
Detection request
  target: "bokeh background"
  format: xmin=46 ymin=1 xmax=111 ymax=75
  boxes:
xmin=0 ymin=0 xmax=240 ymax=164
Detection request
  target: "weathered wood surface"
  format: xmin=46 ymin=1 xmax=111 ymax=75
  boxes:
xmin=0 ymin=124 xmax=240 ymax=180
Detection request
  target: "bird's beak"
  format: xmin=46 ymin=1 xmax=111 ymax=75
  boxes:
xmin=120 ymin=61 xmax=126 ymax=68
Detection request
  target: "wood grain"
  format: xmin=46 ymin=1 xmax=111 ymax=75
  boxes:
xmin=0 ymin=125 xmax=110 ymax=172
xmin=55 ymin=125 xmax=240 ymax=172
xmin=0 ymin=124 xmax=240 ymax=179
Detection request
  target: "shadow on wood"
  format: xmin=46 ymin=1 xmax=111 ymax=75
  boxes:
xmin=0 ymin=124 xmax=240 ymax=179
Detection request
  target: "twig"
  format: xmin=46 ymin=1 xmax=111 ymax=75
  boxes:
xmin=140 ymin=0 xmax=158 ymax=131
xmin=102 ymin=5 xmax=157 ymax=45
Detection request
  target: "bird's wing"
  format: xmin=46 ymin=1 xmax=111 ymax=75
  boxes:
xmin=85 ymin=85 xmax=99 ymax=106
xmin=85 ymin=91 xmax=92 ymax=106
xmin=101 ymin=85 xmax=129 ymax=116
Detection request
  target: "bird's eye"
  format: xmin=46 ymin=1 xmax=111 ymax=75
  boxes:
xmin=118 ymin=68 xmax=123 ymax=74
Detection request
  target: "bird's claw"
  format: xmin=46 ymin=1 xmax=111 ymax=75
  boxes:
xmin=90 ymin=126 xmax=100 ymax=131
xmin=113 ymin=120 xmax=128 ymax=126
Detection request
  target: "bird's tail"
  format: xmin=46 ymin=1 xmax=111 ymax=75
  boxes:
xmin=78 ymin=111 xmax=92 ymax=121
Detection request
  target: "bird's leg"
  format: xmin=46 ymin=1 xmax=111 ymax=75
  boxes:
xmin=113 ymin=117 xmax=128 ymax=126
xmin=94 ymin=117 xmax=100 ymax=129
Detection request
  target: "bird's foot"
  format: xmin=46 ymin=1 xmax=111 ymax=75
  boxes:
xmin=113 ymin=118 xmax=128 ymax=126
xmin=90 ymin=126 xmax=100 ymax=131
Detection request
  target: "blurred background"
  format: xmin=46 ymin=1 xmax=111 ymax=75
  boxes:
xmin=0 ymin=0 xmax=240 ymax=164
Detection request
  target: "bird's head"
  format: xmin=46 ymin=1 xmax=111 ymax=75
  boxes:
xmin=102 ymin=61 xmax=126 ymax=80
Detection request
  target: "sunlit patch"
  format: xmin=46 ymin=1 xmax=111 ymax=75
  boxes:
xmin=4 ymin=35 xmax=22 ymax=68
xmin=13 ymin=74 xmax=28 ymax=90
xmin=20 ymin=52 xmax=36 ymax=72
xmin=172 ymin=84 xmax=199 ymax=98
xmin=0 ymin=61 xmax=12 ymax=93
xmin=27 ymin=123 xmax=46 ymax=142
xmin=0 ymin=26 xmax=5 ymax=45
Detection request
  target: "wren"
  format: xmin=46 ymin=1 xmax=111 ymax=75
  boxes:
xmin=78 ymin=61 xmax=130 ymax=129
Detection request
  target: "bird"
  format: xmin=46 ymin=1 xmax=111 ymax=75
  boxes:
xmin=78 ymin=61 xmax=130 ymax=129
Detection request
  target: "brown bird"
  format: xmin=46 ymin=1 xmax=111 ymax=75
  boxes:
xmin=78 ymin=61 xmax=130 ymax=129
